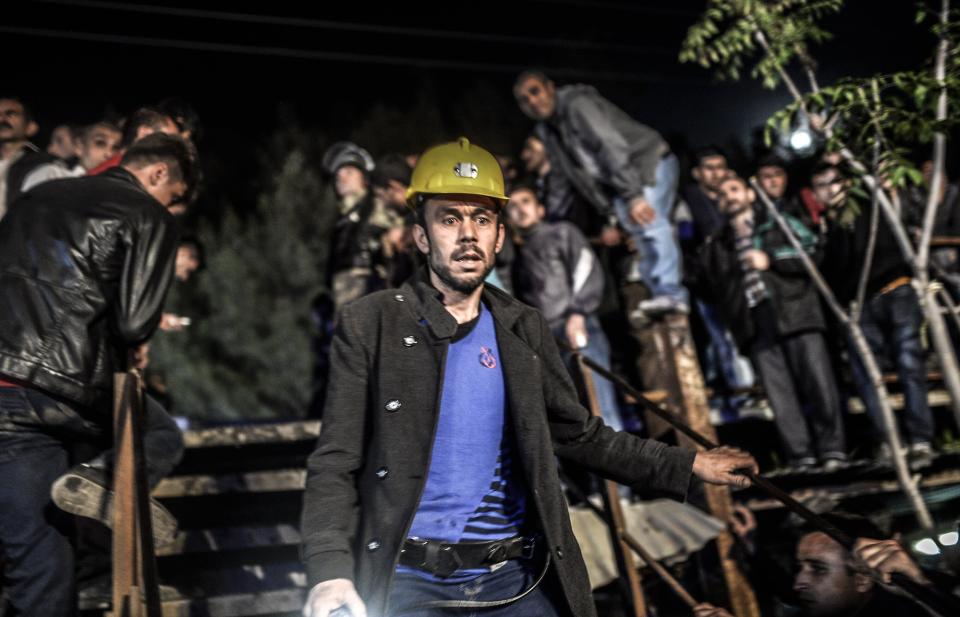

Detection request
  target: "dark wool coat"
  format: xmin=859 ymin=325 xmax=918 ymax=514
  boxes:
xmin=300 ymin=270 xmax=696 ymax=617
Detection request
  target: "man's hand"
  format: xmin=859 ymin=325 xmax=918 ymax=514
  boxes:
xmin=692 ymin=446 xmax=758 ymax=489
xmin=742 ymin=249 xmax=770 ymax=271
xmin=730 ymin=503 xmax=758 ymax=555
xmin=629 ymin=196 xmax=656 ymax=226
xmin=565 ymin=313 xmax=589 ymax=350
xmin=693 ymin=603 xmax=734 ymax=617
xmin=599 ymin=225 xmax=623 ymax=247
xmin=159 ymin=313 xmax=189 ymax=332
xmin=303 ymin=579 xmax=366 ymax=617
xmin=854 ymin=537 xmax=929 ymax=585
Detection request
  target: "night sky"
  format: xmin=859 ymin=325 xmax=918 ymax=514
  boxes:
xmin=4 ymin=0 xmax=937 ymax=214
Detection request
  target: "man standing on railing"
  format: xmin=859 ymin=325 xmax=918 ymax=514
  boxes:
xmin=300 ymin=137 xmax=758 ymax=617
xmin=513 ymin=70 xmax=688 ymax=318
xmin=0 ymin=133 xmax=198 ymax=616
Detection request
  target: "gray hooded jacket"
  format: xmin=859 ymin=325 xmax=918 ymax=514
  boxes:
xmin=513 ymin=221 xmax=605 ymax=329
xmin=535 ymin=84 xmax=668 ymax=219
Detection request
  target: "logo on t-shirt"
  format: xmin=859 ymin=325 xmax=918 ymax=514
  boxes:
xmin=479 ymin=346 xmax=497 ymax=369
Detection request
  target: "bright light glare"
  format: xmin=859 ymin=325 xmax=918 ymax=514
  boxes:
xmin=938 ymin=532 xmax=959 ymax=546
xmin=789 ymin=128 xmax=814 ymax=152
xmin=915 ymin=538 xmax=941 ymax=555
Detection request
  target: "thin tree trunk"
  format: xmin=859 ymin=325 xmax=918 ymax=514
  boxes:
xmin=913 ymin=0 xmax=960 ymax=432
xmin=751 ymin=179 xmax=934 ymax=529
xmin=853 ymin=139 xmax=882 ymax=320
xmin=934 ymin=283 xmax=960 ymax=336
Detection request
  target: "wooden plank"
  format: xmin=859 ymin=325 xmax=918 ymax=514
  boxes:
xmin=158 ymin=588 xmax=306 ymax=617
xmin=656 ymin=315 xmax=760 ymax=617
xmin=153 ymin=470 xmax=306 ymax=498
xmin=181 ymin=422 xmax=320 ymax=449
xmin=111 ymin=371 xmax=141 ymax=617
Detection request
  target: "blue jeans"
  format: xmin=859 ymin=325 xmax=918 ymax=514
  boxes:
xmin=696 ymin=299 xmax=754 ymax=391
xmin=0 ymin=386 xmax=184 ymax=616
xmin=848 ymin=285 xmax=934 ymax=444
xmin=554 ymin=315 xmax=623 ymax=432
xmin=614 ymin=154 xmax=687 ymax=304
xmin=387 ymin=555 xmax=565 ymax=617
xmin=0 ymin=389 xmax=78 ymax=616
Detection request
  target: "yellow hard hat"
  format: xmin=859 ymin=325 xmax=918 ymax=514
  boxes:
xmin=406 ymin=137 xmax=508 ymax=209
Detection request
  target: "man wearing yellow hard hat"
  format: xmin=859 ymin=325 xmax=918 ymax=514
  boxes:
xmin=300 ymin=137 xmax=757 ymax=617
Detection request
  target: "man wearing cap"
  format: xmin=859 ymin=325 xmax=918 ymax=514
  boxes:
xmin=300 ymin=138 xmax=758 ymax=617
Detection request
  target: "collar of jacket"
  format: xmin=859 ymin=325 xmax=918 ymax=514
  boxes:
xmin=100 ymin=166 xmax=163 ymax=203
xmin=403 ymin=267 xmax=524 ymax=340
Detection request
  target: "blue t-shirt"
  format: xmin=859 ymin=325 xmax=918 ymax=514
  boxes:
xmin=399 ymin=303 xmax=527 ymax=581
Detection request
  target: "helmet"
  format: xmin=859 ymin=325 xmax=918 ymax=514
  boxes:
xmin=322 ymin=141 xmax=375 ymax=176
xmin=406 ymin=137 xmax=507 ymax=209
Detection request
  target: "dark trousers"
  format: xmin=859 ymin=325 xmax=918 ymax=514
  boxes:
xmin=849 ymin=285 xmax=934 ymax=445
xmin=0 ymin=386 xmax=183 ymax=616
xmin=387 ymin=556 xmax=567 ymax=617
xmin=749 ymin=308 xmax=846 ymax=462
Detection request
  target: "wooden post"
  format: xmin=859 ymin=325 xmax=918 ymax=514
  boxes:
xmin=654 ymin=315 xmax=760 ymax=617
xmin=109 ymin=371 xmax=162 ymax=617
xmin=577 ymin=356 xmax=647 ymax=617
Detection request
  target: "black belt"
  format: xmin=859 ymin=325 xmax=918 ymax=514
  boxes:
xmin=398 ymin=535 xmax=538 ymax=578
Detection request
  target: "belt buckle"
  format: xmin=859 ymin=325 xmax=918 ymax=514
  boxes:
xmin=521 ymin=536 xmax=536 ymax=560
xmin=429 ymin=544 xmax=463 ymax=578
xmin=402 ymin=538 xmax=429 ymax=569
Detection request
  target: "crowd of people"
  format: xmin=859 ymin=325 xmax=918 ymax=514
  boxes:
xmin=0 ymin=65 xmax=958 ymax=616
xmin=301 ymin=71 xmax=958 ymax=476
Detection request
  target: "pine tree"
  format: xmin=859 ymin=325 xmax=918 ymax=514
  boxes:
xmin=149 ymin=124 xmax=334 ymax=422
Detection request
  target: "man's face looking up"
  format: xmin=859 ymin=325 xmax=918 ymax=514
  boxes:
xmin=718 ymin=177 xmax=754 ymax=215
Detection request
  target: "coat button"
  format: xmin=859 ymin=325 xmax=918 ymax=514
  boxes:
xmin=376 ymin=466 xmax=389 ymax=479
xmin=366 ymin=539 xmax=381 ymax=552
xmin=385 ymin=399 xmax=402 ymax=412
xmin=402 ymin=335 xmax=418 ymax=347
xmin=556 ymin=547 xmax=564 ymax=558
xmin=393 ymin=294 xmax=405 ymax=302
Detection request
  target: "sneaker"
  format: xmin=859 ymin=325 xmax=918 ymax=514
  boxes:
xmin=874 ymin=442 xmax=896 ymax=468
xmin=908 ymin=442 xmax=935 ymax=471
xmin=820 ymin=453 xmax=848 ymax=473
xmin=788 ymin=456 xmax=818 ymax=473
xmin=635 ymin=296 xmax=690 ymax=318
xmin=51 ymin=463 xmax=178 ymax=548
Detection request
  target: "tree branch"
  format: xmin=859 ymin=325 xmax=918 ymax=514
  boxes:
xmin=918 ymin=0 xmax=951 ymax=269
xmin=754 ymin=29 xmax=809 ymax=114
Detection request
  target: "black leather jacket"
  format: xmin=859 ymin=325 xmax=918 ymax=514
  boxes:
xmin=0 ymin=168 xmax=178 ymax=411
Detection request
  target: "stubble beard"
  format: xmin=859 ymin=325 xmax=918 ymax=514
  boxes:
xmin=427 ymin=247 xmax=493 ymax=295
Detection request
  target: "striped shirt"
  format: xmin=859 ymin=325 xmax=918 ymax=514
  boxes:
xmin=400 ymin=303 xmax=527 ymax=581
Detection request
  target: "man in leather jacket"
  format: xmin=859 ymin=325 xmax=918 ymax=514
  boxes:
xmin=0 ymin=133 xmax=198 ymax=616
